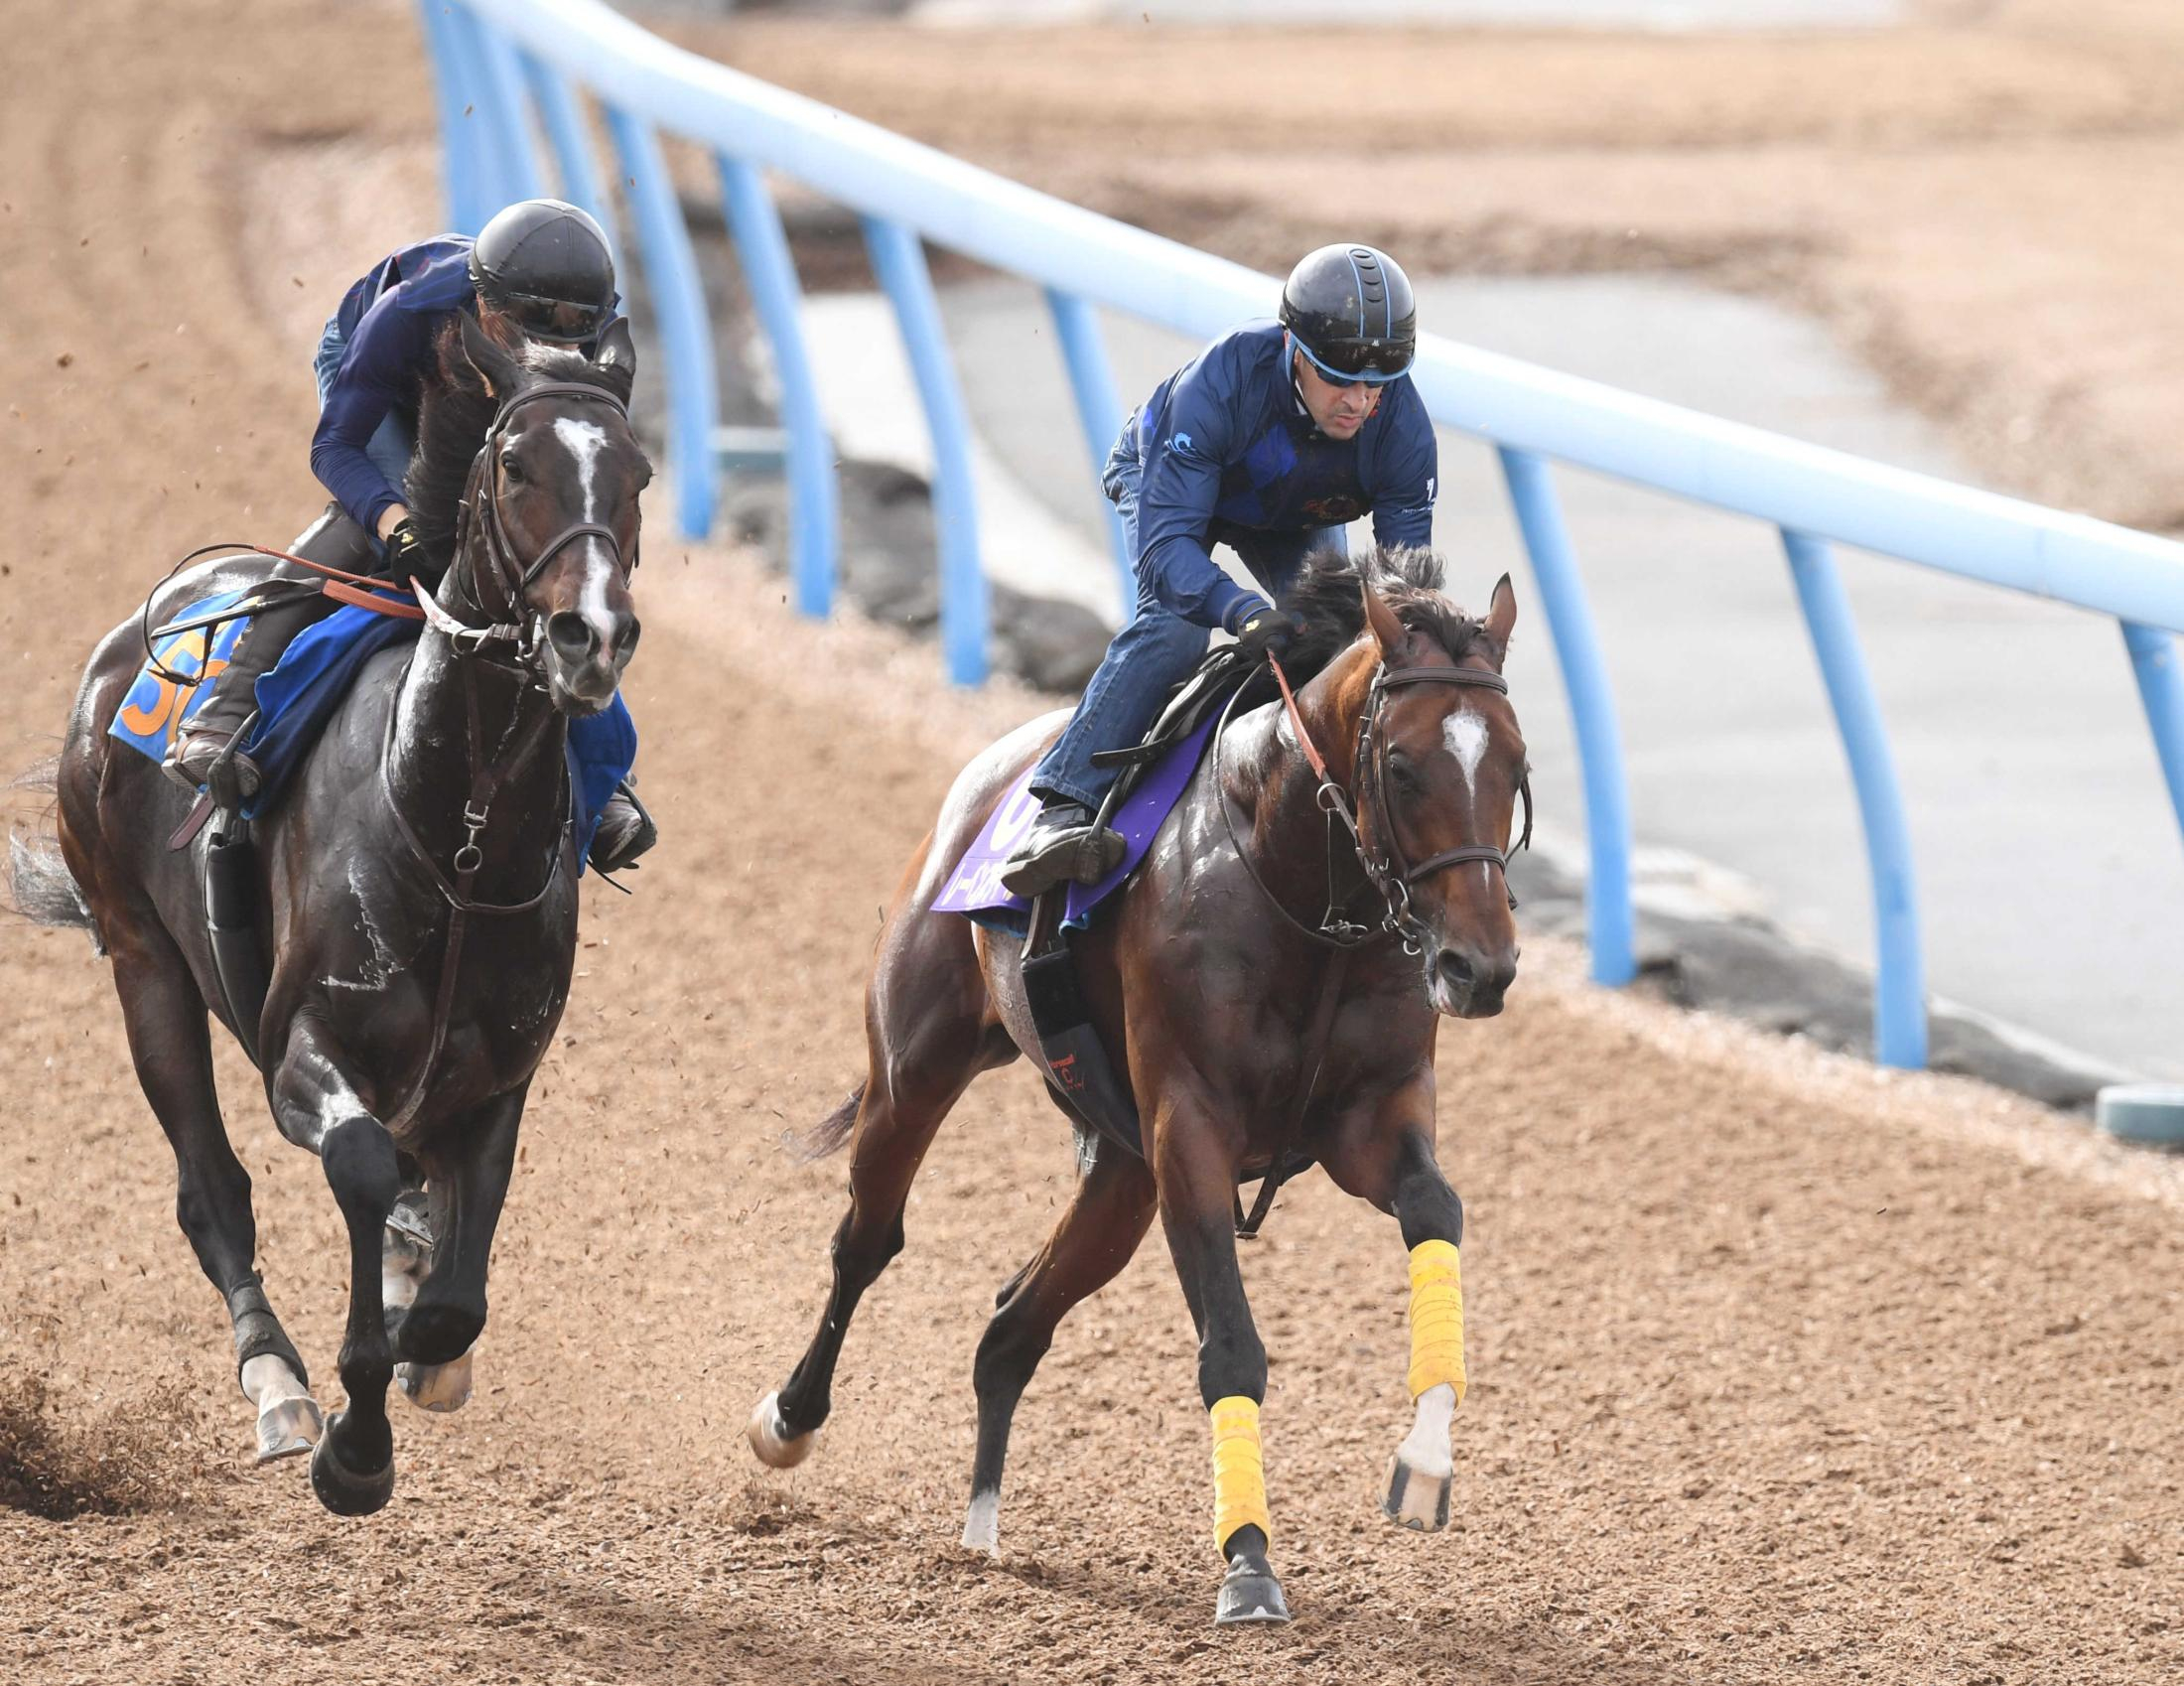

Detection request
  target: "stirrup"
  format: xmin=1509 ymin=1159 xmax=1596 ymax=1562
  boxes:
xmin=166 ymin=721 xmax=262 ymax=805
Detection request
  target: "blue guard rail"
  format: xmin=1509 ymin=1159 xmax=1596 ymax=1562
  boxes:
xmin=416 ymin=0 xmax=2184 ymax=1071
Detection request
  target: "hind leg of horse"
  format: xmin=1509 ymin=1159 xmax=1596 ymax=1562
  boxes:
xmin=751 ymin=919 xmax=1008 ymax=1465
xmin=269 ymin=1017 xmax=402 ymax=1516
xmin=108 ymin=917 xmax=320 ymax=1463
xmin=388 ymin=1090 xmax=524 ymax=1415
xmin=1321 ymin=1077 xmax=1465 ymax=1533
xmin=961 ymin=1130 xmax=1157 ymax=1555
xmin=1156 ymin=1106 xmax=1289 ymax=1625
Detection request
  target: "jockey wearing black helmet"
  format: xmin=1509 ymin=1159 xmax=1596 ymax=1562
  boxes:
xmin=166 ymin=199 xmax=655 ymax=872
xmin=1001 ymin=242 xmax=1433 ymax=897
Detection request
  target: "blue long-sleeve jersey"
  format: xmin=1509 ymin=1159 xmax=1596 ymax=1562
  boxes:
xmin=1126 ymin=320 xmax=1437 ymax=632
xmin=310 ymin=235 xmax=624 ymax=537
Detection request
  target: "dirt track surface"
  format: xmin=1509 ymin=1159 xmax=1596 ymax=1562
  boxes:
xmin=4 ymin=2 xmax=2183 ymax=1682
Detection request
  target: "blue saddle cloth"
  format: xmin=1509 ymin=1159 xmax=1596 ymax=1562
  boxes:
xmin=110 ymin=588 xmax=636 ymax=868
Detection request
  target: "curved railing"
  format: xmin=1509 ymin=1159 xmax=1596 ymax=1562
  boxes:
xmin=417 ymin=0 xmax=2184 ymax=1071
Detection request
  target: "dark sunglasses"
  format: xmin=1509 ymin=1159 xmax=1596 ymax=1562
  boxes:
xmin=1298 ymin=339 xmax=1412 ymax=387
xmin=493 ymin=292 xmax=611 ymax=348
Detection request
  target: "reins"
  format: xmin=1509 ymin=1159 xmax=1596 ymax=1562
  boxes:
xmin=1215 ymin=647 xmax=1532 ymax=954
xmin=1213 ymin=639 xmax=1532 ymax=1239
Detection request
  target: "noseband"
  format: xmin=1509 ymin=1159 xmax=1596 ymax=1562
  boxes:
xmin=412 ymin=379 xmax=638 ymax=662
xmin=1218 ymin=651 xmax=1533 ymax=953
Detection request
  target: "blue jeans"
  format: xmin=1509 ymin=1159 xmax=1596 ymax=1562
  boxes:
xmin=314 ymin=313 xmax=414 ymax=518
xmin=1028 ymin=432 xmax=1347 ymax=812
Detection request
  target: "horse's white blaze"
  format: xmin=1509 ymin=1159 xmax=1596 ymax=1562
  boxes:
xmin=1441 ymin=712 xmax=1489 ymax=791
xmin=962 ymin=1489 xmax=1002 ymax=1556
xmin=552 ymin=417 xmax=621 ymax=650
xmin=1397 ymin=1382 xmax=1456 ymax=1479
xmin=553 ymin=417 xmax=609 ymax=519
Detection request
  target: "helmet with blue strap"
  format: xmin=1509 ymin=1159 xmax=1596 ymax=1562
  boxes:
xmin=1280 ymin=243 xmax=1416 ymax=386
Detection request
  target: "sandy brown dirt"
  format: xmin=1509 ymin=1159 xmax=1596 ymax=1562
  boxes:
xmin=695 ymin=0 xmax=2184 ymax=533
xmin=4 ymin=2 xmax=2183 ymax=1682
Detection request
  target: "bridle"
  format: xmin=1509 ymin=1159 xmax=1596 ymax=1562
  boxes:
xmin=1217 ymin=647 xmax=1533 ymax=955
xmin=409 ymin=378 xmax=639 ymax=667
xmin=379 ymin=375 xmax=640 ymax=1132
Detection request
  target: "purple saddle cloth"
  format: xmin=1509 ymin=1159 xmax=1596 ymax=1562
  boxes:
xmin=932 ymin=713 xmax=1221 ymax=934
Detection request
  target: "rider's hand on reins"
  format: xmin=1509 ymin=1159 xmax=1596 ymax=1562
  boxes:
xmin=382 ymin=518 xmax=427 ymax=579
xmin=1235 ymin=606 xmax=1305 ymax=664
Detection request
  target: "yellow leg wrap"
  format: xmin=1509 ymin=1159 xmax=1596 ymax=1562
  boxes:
xmin=1209 ymin=1395 xmax=1272 ymax=1554
xmin=1406 ymin=1239 xmax=1467 ymax=1405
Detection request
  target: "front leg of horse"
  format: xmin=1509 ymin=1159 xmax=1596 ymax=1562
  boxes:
xmin=273 ymin=1032 xmax=402 ymax=1516
xmin=1331 ymin=1122 xmax=1467 ymax=1532
xmin=1159 ymin=1129 xmax=1289 ymax=1626
xmin=392 ymin=1091 xmax=524 ymax=1414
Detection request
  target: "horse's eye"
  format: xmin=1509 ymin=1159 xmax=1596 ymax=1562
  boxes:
xmin=1389 ymin=754 xmax=1424 ymax=793
xmin=499 ymin=452 xmax=524 ymax=483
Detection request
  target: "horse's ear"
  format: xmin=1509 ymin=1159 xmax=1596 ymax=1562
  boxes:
xmin=591 ymin=318 xmax=636 ymax=403
xmin=456 ymin=309 xmax=525 ymax=401
xmin=1484 ymin=572 xmax=1518 ymax=662
xmin=1361 ymin=576 xmax=1407 ymax=657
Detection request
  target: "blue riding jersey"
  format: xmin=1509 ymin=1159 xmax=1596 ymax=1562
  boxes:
xmin=1127 ymin=319 xmax=1437 ymax=631
xmin=310 ymin=234 xmax=625 ymax=539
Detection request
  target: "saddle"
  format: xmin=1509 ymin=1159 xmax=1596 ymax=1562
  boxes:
xmin=1022 ymin=645 xmax=1315 ymax=1232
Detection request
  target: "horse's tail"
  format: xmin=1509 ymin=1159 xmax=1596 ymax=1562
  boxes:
xmin=793 ymin=1081 xmax=867 ymax=1163
xmin=4 ymin=759 xmax=97 ymax=946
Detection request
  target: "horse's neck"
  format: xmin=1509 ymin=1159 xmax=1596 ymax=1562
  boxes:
xmin=1222 ymin=645 xmax=1375 ymax=900
xmin=385 ymin=566 xmax=568 ymax=889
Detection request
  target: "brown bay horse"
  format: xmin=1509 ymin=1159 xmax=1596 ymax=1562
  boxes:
xmin=749 ymin=548 xmax=1528 ymax=1625
xmin=9 ymin=316 xmax=648 ymax=1514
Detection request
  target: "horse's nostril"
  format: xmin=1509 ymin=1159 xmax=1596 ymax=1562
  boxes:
xmin=1436 ymin=949 xmax=1476 ymax=989
xmin=547 ymin=612 xmax=598 ymax=665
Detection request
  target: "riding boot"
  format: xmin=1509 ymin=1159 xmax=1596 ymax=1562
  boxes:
xmin=164 ymin=504 xmax=374 ymax=803
xmin=587 ymin=776 xmax=657 ymax=873
xmin=999 ymin=798 xmax=1124 ymax=899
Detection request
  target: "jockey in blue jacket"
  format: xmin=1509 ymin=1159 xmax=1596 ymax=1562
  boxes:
xmin=167 ymin=198 xmax=654 ymax=871
xmin=1001 ymin=243 xmax=1435 ymax=897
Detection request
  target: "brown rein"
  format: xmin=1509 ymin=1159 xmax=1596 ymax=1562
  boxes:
xmin=1221 ymin=649 xmax=1532 ymax=954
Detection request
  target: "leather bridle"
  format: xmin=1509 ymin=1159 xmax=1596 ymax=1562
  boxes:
xmin=1218 ymin=649 xmax=1533 ymax=954
xmin=379 ymin=375 xmax=640 ymax=1133
xmin=410 ymin=379 xmax=639 ymax=666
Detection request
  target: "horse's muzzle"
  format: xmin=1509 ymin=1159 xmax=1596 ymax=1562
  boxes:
xmin=1430 ymin=944 xmax=1517 ymax=1019
xmin=545 ymin=609 xmax=638 ymax=711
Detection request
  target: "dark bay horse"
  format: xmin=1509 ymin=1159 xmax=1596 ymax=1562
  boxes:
xmin=749 ymin=548 xmax=1528 ymax=1624
xmin=12 ymin=314 xmax=647 ymax=1514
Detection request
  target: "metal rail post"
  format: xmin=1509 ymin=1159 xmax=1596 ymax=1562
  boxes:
xmin=1044 ymin=287 xmax=1132 ymax=605
xmin=718 ymin=154 xmax=838 ymax=619
xmin=2120 ymin=620 xmax=2184 ymax=847
xmin=863 ymin=216 xmax=988 ymax=685
xmin=603 ymin=106 xmax=720 ymax=540
xmin=467 ymin=16 xmax=549 ymax=206
xmin=1498 ymin=447 xmax=1636 ymax=986
xmin=1781 ymin=528 xmax=1927 ymax=1067
xmin=415 ymin=0 xmax=493 ymax=232
xmin=518 ymin=50 xmax=622 ymax=276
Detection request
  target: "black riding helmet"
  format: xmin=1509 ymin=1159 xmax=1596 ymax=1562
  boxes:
xmin=468 ymin=199 xmax=615 ymax=347
xmin=1280 ymin=243 xmax=1417 ymax=384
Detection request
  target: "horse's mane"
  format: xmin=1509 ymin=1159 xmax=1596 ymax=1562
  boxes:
xmin=404 ymin=324 xmax=624 ymax=574
xmin=1275 ymin=545 xmax=1490 ymax=682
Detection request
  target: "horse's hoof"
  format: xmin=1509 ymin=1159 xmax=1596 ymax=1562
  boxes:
xmin=253 ymin=1394 xmax=325 ymax=1465
xmin=1383 ymin=1451 xmax=1452 ymax=1532
xmin=308 ymin=1414 xmax=396 ymax=1517
xmin=747 ymin=1390 xmax=816 ymax=1470
xmin=1214 ymin=1556 xmax=1292 ymax=1625
xmin=397 ymin=1349 xmax=474 ymax=1414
